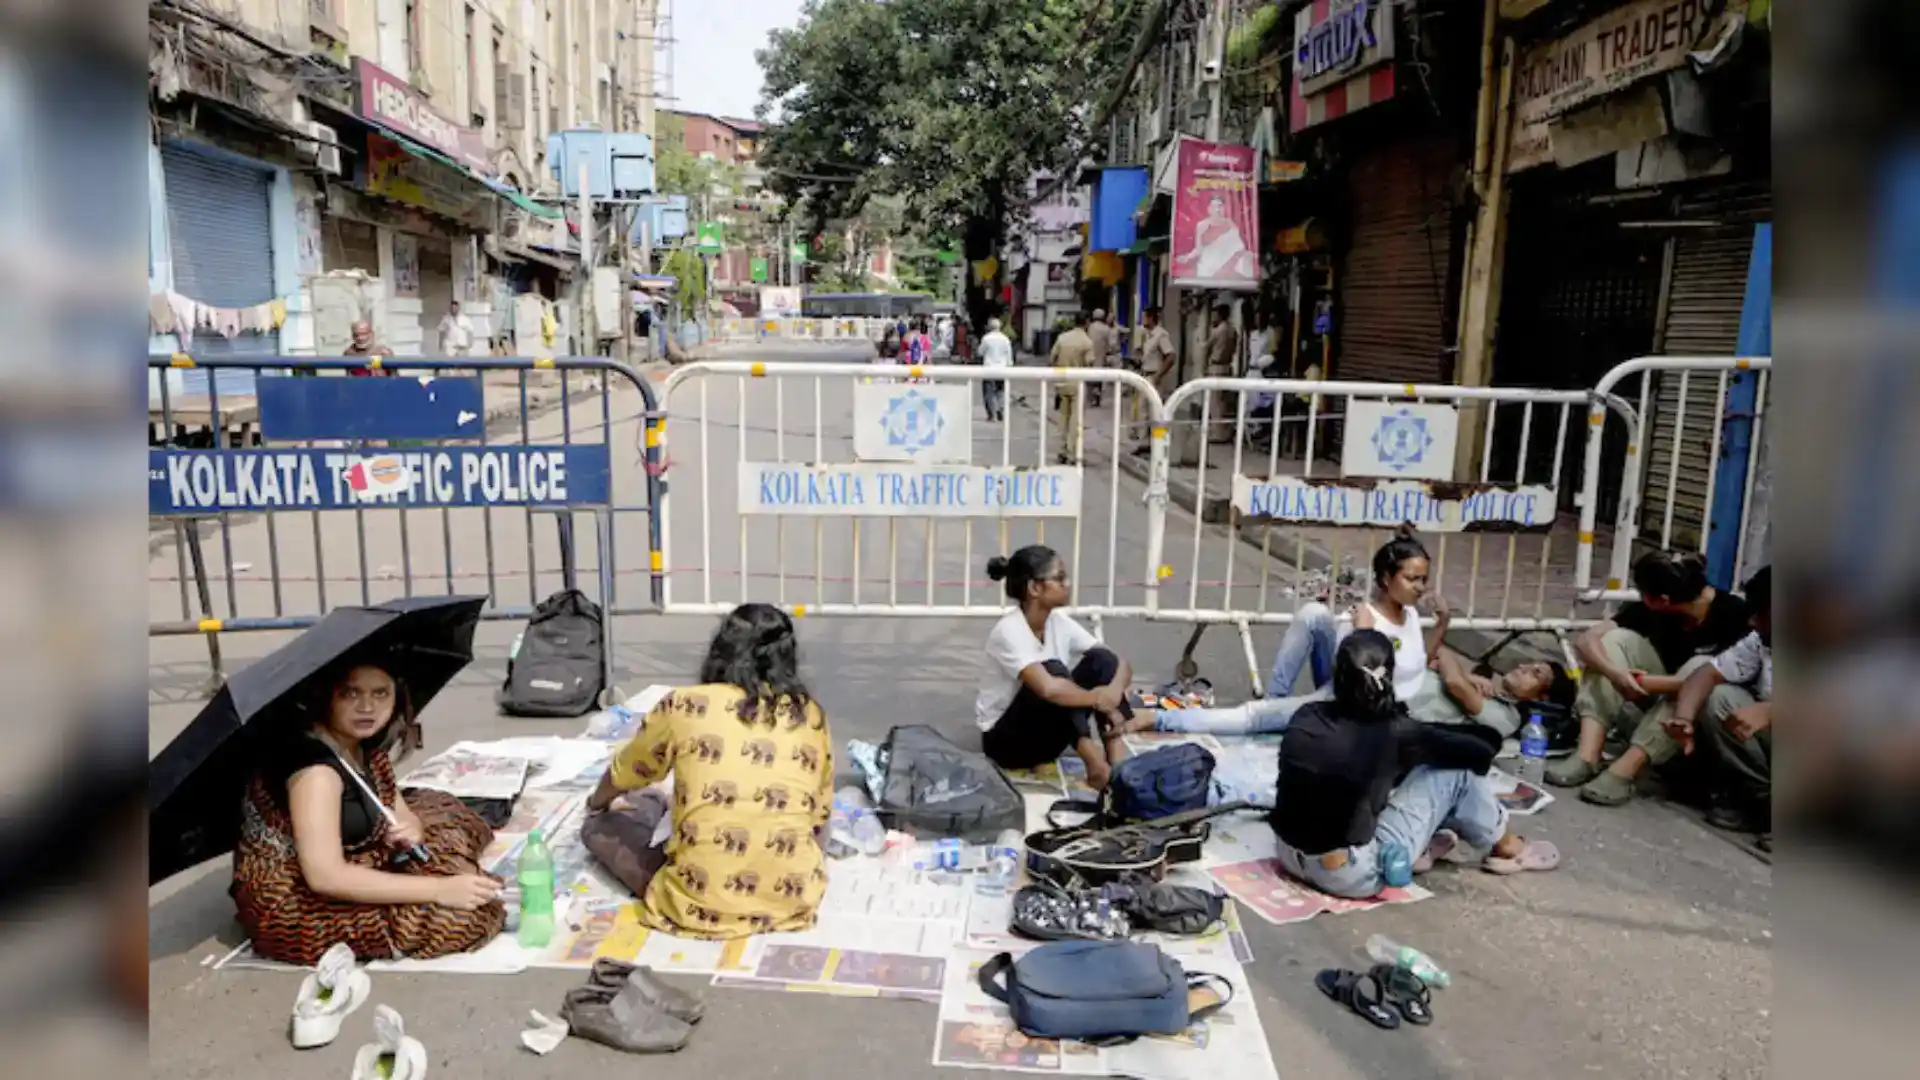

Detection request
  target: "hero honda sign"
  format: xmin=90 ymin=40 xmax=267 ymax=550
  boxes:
xmin=354 ymin=58 xmax=490 ymax=173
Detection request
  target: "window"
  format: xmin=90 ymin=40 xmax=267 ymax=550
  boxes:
xmin=493 ymin=25 xmax=511 ymax=129
xmin=404 ymin=0 xmax=423 ymax=85
xmin=466 ymin=5 xmax=482 ymax=122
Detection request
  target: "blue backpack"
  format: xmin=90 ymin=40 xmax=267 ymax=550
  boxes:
xmin=978 ymin=940 xmax=1232 ymax=1043
xmin=1050 ymin=743 xmax=1216 ymax=827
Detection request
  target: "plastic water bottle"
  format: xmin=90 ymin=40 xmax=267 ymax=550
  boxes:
xmin=516 ymin=828 xmax=556 ymax=949
xmin=1365 ymin=934 xmax=1451 ymax=989
xmin=914 ymin=837 xmax=983 ymax=872
xmin=586 ymin=702 xmax=637 ymax=741
xmin=1518 ymin=710 xmax=1550 ymax=785
xmin=1379 ymin=841 xmax=1413 ymax=888
xmin=828 ymin=787 xmax=886 ymax=858
xmin=977 ymin=829 xmax=1023 ymax=895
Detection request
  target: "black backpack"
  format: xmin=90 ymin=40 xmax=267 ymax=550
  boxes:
xmin=874 ymin=725 xmax=1024 ymax=842
xmin=498 ymin=589 xmax=605 ymax=717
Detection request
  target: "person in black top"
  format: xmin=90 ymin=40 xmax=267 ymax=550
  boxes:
xmin=1550 ymin=551 xmax=1753 ymax=806
xmin=1270 ymin=631 xmax=1562 ymax=898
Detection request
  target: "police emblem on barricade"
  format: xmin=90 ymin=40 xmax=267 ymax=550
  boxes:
xmin=1369 ymin=408 xmax=1435 ymax=474
xmin=878 ymin=390 xmax=946 ymax=456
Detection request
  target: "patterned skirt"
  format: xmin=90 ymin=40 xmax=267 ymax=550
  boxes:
xmin=231 ymin=752 xmax=506 ymax=966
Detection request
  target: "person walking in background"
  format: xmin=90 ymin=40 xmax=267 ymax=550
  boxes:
xmin=1047 ymin=313 xmax=1095 ymax=464
xmin=1086 ymin=309 xmax=1116 ymax=406
xmin=436 ymin=300 xmax=473 ymax=356
xmin=1204 ymin=305 xmax=1239 ymax=443
xmin=978 ymin=317 xmax=1013 ymax=422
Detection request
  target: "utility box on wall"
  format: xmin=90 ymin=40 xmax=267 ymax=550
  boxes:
xmin=548 ymin=130 xmax=656 ymax=199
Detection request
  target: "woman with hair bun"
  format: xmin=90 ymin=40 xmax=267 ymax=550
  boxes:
xmin=975 ymin=545 xmax=1141 ymax=790
xmin=1270 ymin=631 xmax=1561 ymax=899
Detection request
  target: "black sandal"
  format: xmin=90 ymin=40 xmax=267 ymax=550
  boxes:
xmin=1369 ymin=963 xmax=1434 ymax=1025
xmin=1315 ymin=968 xmax=1400 ymax=1029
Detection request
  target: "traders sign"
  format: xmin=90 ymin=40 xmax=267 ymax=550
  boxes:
xmin=354 ymin=58 xmax=490 ymax=172
xmin=1513 ymin=0 xmax=1742 ymax=127
xmin=738 ymin=463 xmax=1081 ymax=519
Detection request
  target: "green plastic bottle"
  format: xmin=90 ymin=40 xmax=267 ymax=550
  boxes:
xmin=516 ymin=828 xmax=556 ymax=948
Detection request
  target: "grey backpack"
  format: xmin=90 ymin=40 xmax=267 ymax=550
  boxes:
xmin=498 ymin=589 xmax=605 ymax=717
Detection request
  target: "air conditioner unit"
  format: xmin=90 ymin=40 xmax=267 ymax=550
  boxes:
xmin=303 ymin=120 xmax=343 ymax=175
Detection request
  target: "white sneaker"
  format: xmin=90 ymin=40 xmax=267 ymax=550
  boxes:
xmin=291 ymin=942 xmax=372 ymax=1049
xmin=350 ymin=1005 xmax=428 ymax=1080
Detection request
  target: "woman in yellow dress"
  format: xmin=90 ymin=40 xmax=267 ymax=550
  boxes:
xmin=582 ymin=603 xmax=834 ymax=938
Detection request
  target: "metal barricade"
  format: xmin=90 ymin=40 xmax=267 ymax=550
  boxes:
xmin=1154 ymin=377 xmax=1606 ymax=693
xmin=1575 ymin=356 xmax=1773 ymax=602
xmin=654 ymin=361 xmax=1169 ymax=624
xmin=148 ymin=355 xmax=664 ymax=689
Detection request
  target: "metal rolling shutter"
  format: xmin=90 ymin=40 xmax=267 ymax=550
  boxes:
xmin=162 ymin=143 xmax=278 ymax=395
xmin=1336 ymin=137 xmax=1459 ymax=384
xmin=1639 ymin=185 xmax=1771 ymax=550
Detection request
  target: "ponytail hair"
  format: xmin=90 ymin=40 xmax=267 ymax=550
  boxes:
xmin=1332 ymin=630 xmax=1401 ymax=720
xmin=1371 ymin=526 xmax=1430 ymax=592
xmin=986 ymin=545 xmax=1059 ymax=602
xmin=1631 ymin=550 xmax=1710 ymax=603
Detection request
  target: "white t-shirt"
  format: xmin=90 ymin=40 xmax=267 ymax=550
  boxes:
xmin=976 ymin=609 xmax=1098 ymax=730
xmin=1364 ymin=602 xmax=1429 ymax=701
xmin=438 ymin=313 xmax=473 ymax=353
xmin=979 ymin=331 xmax=1014 ymax=369
xmin=1712 ymin=631 xmax=1772 ymax=702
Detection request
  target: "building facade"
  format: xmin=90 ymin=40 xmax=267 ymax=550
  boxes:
xmin=149 ymin=0 xmax=659 ymax=397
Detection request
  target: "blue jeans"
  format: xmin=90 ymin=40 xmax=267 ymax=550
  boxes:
xmin=1273 ymin=767 xmax=1510 ymax=899
xmin=1157 ymin=602 xmax=1343 ymax=736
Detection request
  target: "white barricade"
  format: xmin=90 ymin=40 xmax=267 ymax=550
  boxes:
xmin=1575 ymin=356 xmax=1772 ymax=602
xmin=1154 ymin=377 xmax=1605 ymax=692
xmin=656 ymin=361 xmax=1169 ymax=621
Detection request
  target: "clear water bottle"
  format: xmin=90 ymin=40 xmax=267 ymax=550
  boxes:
xmin=828 ymin=787 xmax=887 ymax=858
xmin=1365 ymin=934 xmax=1451 ymax=989
xmin=517 ymin=828 xmax=556 ymax=949
xmin=1379 ymin=841 xmax=1413 ymax=888
xmin=1518 ymin=709 xmax=1550 ymax=785
xmin=977 ymin=829 xmax=1023 ymax=895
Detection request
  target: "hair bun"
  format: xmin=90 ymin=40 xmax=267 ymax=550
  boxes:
xmin=986 ymin=556 xmax=1010 ymax=581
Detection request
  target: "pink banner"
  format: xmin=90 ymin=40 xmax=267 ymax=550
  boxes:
xmin=1171 ymin=139 xmax=1261 ymax=291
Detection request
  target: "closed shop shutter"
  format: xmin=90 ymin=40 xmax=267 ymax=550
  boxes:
xmin=417 ymin=238 xmax=455 ymax=352
xmin=1639 ymin=184 xmax=1771 ymax=550
xmin=162 ymin=143 xmax=278 ymax=394
xmin=1336 ymin=136 xmax=1460 ymax=384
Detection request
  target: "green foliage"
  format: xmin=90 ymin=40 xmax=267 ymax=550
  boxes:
xmin=660 ymin=246 xmax=708 ymax=322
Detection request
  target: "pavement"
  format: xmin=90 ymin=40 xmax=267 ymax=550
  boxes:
xmin=148 ymin=342 xmax=1771 ymax=1079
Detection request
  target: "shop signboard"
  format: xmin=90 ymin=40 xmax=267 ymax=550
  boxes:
xmin=1170 ymin=140 xmax=1260 ymax=291
xmin=366 ymin=134 xmax=486 ymax=221
xmin=1509 ymin=0 xmax=1743 ymax=172
xmin=354 ymin=58 xmax=490 ymax=172
xmin=1290 ymin=0 xmax=1398 ymax=131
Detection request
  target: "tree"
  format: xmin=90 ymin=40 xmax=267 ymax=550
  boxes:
xmin=660 ymin=246 xmax=707 ymax=323
xmin=757 ymin=0 xmax=1140 ymax=329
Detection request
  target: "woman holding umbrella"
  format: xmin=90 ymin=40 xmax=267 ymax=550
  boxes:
xmin=230 ymin=661 xmax=506 ymax=965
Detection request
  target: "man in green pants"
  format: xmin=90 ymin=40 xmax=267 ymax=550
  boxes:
xmin=1547 ymin=551 xmax=1752 ymax=806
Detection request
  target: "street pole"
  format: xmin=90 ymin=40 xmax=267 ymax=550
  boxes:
xmin=618 ymin=205 xmax=634 ymax=366
xmin=1173 ymin=0 xmax=1229 ymax=467
xmin=578 ymin=163 xmax=594 ymax=360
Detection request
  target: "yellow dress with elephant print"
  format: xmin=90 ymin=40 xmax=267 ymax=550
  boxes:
xmin=609 ymin=683 xmax=834 ymax=938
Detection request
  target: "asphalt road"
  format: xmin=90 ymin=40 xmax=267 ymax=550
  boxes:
xmin=148 ymin=342 xmax=1771 ymax=1079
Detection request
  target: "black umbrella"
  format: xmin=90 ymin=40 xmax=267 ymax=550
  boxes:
xmin=150 ymin=595 xmax=487 ymax=884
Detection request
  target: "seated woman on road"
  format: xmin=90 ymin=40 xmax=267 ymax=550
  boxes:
xmin=1140 ymin=530 xmax=1449 ymax=736
xmin=1548 ymin=550 xmax=1751 ymax=806
xmin=976 ymin=546 xmax=1139 ymax=790
xmin=582 ymin=603 xmax=833 ymax=939
xmin=232 ymin=663 xmax=506 ymax=966
xmin=1269 ymin=631 xmax=1560 ymax=900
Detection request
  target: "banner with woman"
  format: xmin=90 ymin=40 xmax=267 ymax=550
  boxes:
xmin=1171 ymin=139 xmax=1261 ymax=291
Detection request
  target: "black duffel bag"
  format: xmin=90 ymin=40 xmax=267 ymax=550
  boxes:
xmin=874 ymin=725 xmax=1024 ymax=842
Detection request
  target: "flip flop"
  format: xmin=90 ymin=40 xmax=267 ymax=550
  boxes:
xmin=1412 ymin=830 xmax=1458 ymax=874
xmin=1368 ymin=963 xmax=1434 ymax=1026
xmin=1483 ymin=838 xmax=1561 ymax=875
xmin=1314 ymin=968 xmax=1400 ymax=1030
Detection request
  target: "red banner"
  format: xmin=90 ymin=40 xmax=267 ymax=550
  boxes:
xmin=1170 ymin=140 xmax=1260 ymax=291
